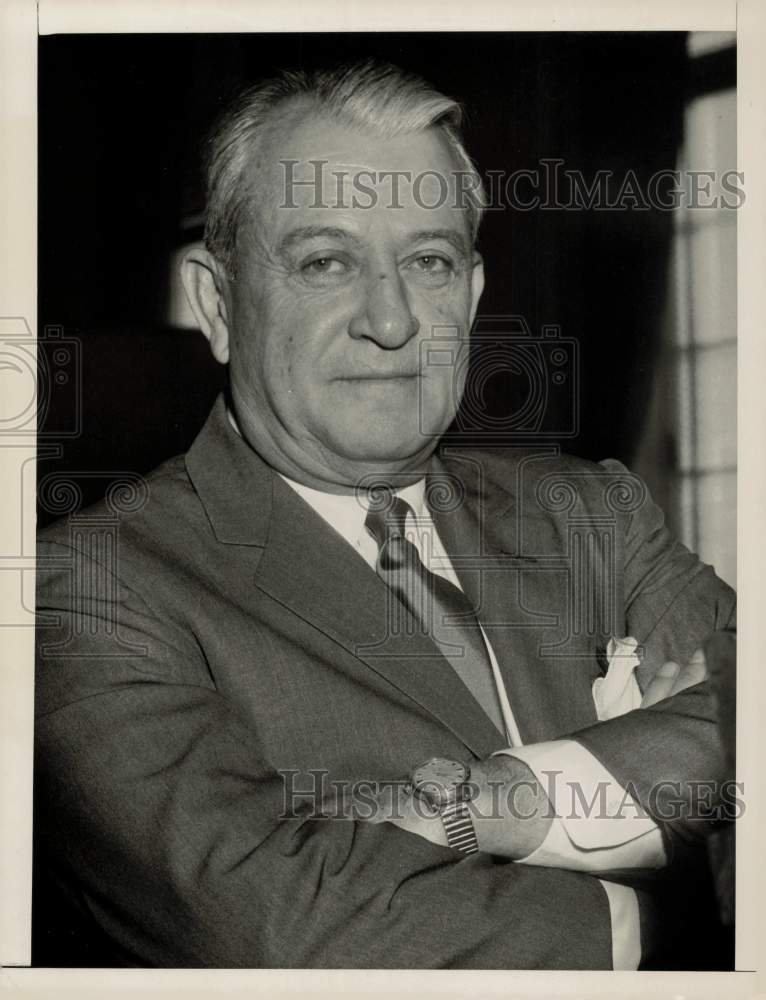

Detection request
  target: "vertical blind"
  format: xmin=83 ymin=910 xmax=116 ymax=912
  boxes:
xmin=669 ymin=35 xmax=737 ymax=588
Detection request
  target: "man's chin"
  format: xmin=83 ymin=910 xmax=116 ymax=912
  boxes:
xmin=325 ymin=428 xmax=440 ymax=470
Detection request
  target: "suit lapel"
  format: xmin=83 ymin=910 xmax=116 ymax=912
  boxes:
xmin=185 ymin=398 xmax=503 ymax=759
xmin=186 ymin=399 xmax=600 ymax=753
xmin=430 ymin=450 xmax=601 ymax=744
xmin=252 ymin=476 xmax=505 ymax=759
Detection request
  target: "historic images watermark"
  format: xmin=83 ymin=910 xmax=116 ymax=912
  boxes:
xmin=278 ymin=767 xmax=745 ymax=823
xmin=280 ymin=159 xmax=746 ymax=213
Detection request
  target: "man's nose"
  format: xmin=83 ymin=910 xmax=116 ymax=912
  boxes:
xmin=348 ymin=271 xmax=420 ymax=348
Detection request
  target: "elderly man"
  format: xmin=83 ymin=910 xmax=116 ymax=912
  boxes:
xmin=35 ymin=62 xmax=735 ymax=969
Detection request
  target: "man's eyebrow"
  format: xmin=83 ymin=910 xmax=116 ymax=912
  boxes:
xmin=275 ymin=225 xmax=472 ymax=258
xmin=277 ymin=226 xmax=363 ymax=254
xmin=407 ymin=229 xmax=471 ymax=256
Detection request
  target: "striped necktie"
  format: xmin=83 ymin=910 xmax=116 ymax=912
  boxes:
xmin=365 ymin=495 xmax=505 ymax=735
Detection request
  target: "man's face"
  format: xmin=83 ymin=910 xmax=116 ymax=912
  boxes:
xmin=221 ymin=110 xmax=484 ymax=488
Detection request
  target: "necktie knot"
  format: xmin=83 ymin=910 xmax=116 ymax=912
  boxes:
xmin=364 ymin=495 xmax=412 ymax=550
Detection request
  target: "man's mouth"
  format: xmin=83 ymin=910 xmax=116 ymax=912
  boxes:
xmin=335 ymin=373 xmax=422 ymax=382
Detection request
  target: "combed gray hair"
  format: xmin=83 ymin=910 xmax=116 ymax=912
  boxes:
xmin=203 ymin=60 xmax=486 ymax=276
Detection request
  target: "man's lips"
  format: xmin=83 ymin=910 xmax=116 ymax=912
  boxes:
xmin=333 ymin=373 xmax=422 ymax=381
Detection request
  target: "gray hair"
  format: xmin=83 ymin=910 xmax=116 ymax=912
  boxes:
xmin=203 ymin=60 xmax=486 ymax=276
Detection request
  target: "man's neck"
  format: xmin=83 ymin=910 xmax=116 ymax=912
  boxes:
xmin=225 ymin=404 xmax=436 ymax=496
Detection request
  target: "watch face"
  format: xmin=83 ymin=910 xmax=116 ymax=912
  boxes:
xmin=411 ymin=758 xmax=469 ymax=808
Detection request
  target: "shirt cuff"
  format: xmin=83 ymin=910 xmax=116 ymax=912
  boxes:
xmin=493 ymin=739 xmax=666 ymax=867
xmin=599 ymin=879 xmax=642 ymax=970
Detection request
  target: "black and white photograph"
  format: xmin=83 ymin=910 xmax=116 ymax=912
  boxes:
xmin=2 ymin=4 xmax=763 ymax=987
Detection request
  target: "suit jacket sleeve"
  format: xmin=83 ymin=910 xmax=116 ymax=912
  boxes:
xmin=35 ymin=535 xmax=615 ymax=969
xmin=569 ymin=459 xmax=736 ymax=855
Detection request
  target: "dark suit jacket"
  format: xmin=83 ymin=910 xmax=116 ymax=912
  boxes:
xmin=34 ymin=395 xmax=736 ymax=968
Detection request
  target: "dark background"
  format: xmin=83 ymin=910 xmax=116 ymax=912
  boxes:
xmin=38 ymin=30 xmax=738 ymax=525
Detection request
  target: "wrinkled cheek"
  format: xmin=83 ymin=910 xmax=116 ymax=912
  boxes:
xmin=418 ymin=369 xmax=459 ymax=435
xmin=421 ymin=328 xmax=469 ymax=410
xmin=270 ymin=339 xmax=297 ymax=389
xmin=251 ymin=315 xmax=303 ymax=391
xmin=451 ymin=360 xmax=469 ymax=407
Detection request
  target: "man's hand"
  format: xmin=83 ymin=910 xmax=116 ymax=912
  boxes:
xmin=357 ymin=756 xmax=553 ymax=858
xmin=358 ymin=780 xmax=450 ymax=848
xmin=358 ymin=648 xmax=709 ymax=860
xmin=640 ymin=648 xmax=707 ymax=708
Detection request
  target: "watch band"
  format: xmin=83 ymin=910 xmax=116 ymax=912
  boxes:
xmin=441 ymin=800 xmax=479 ymax=854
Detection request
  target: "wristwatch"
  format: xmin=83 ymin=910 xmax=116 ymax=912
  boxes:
xmin=409 ymin=757 xmax=479 ymax=855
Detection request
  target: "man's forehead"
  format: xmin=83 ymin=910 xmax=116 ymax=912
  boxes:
xmin=256 ymin=106 xmax=459 ymax=174
xmin=246 ymin=112 xmax=473 ymax=244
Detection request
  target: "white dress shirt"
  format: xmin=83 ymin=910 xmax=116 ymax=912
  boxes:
xmin=278 ymin=471 xmax=667 ymax=970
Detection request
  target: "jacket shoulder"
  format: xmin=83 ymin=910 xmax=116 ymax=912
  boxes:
xmin=438 ymin=445 xmax=636 ymax=508
xmin=37 ymin=452 xmax=210 ymax=563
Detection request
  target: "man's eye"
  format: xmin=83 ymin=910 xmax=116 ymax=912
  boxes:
xmin=405 ymin=254 xmax=455 ymax=286
xmin=413 ymin=255 xmax=451 ymax=273
xmin=301 ymin=257 xmax=347 ymax=277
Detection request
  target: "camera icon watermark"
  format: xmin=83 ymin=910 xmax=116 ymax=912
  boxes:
xmin=419 ymin=315 xmax=579 ymax=442
xmin=0 ymin=318 xmax=82 ymax=438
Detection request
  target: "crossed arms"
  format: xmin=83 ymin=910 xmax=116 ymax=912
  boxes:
xmin=364 ymin=650 xmax=712 ymax=861
xmin=34 ymin=463 xmax=735 ymax=968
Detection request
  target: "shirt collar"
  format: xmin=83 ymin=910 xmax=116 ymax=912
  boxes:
xmin=278 ymin=473 xmax=428 ymax=544
xmin=226 ymin=405 xmax=428 ymax=543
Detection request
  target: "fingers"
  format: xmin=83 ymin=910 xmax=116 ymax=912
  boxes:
xmin=641 ymin=648 xmax=708 ymax=708
xmin=681 ymin=647 xmax=708 ymax=687
xmin=352 ymin=781 xmax=410 ymax=823
xmin=354 ymin=783 xmax=448 ymax=845
xmin=641 ymin=659 xmax=681 ymax=707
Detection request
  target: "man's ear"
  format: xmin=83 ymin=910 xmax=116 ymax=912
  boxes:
xmin=180 ymin=244 xmax=231 ymax=364
xmin=468 ymin=253 xmax=485 ymax=327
